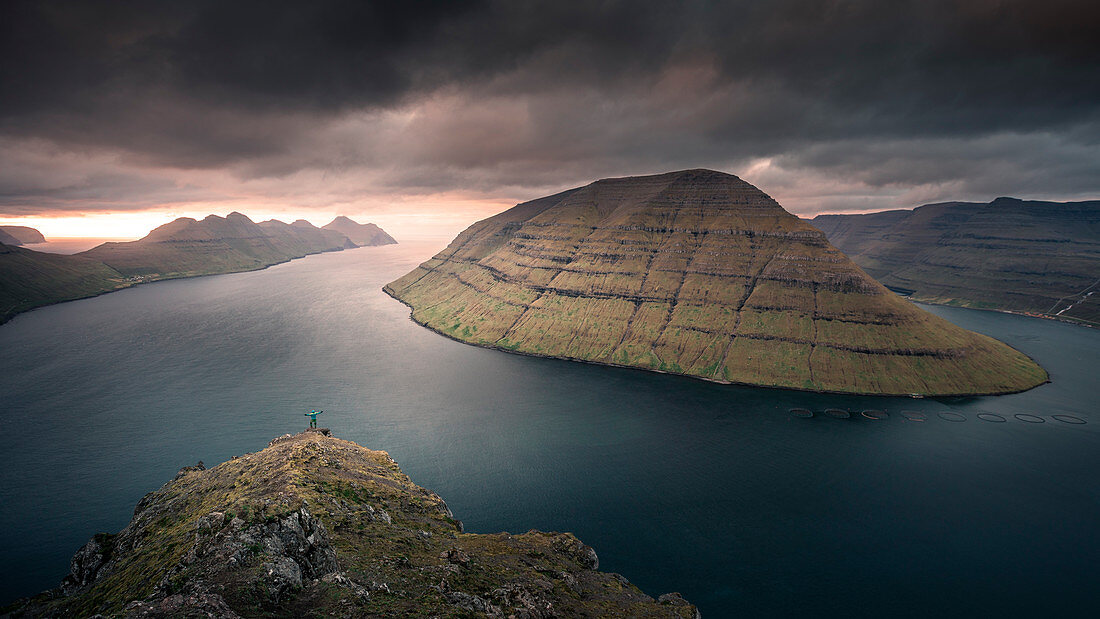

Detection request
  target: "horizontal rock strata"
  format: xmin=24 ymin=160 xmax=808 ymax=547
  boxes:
xmin=386 ymin=169 xmax=1047 ymax=395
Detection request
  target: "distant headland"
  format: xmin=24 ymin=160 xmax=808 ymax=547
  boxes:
xmin=0 ymin=215 xmax=396 ymax=324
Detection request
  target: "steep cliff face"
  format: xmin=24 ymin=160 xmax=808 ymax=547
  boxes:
xmin=385 ymin=169 xmax=1046 ymax=395
xmin=322 ymin=216 xmax=398 ymax=247
xmin=811 ymin=198 xmax=1100 ymax=325
xmin=8 ymin=430 xmax=697 ymax=618
xmin=80 ymin=213 xmax=356 ymax=279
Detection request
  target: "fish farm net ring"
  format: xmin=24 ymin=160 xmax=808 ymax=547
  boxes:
xmin=825 ymin=408 xmax=850 ymax=419
xmin=861 ymin=410 xmax=888 ymax=420
xmin=976 ymin=413 xmax=1006 ymax=423
xmin=1015 ymin=414 xmax=1045 ymax=423
xmin=901 ymin=411 xmax=926 ymax=421
xmin=1052 ymin=415 xmax=1086 ymax=424
xmin=938 ymin=412 xmax=967 ymax=422
xmin=789 ymin=408 xmax=813 ymax=418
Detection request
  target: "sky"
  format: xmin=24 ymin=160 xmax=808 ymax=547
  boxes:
xmin=1 ymin=0 xmax=1098 ymax=240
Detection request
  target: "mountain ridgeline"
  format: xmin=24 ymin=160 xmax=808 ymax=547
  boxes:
xmin=0 ymin=215 xmax=395 ymax=324
xmin=7 ymin=430 xmax=698 ymax=618
xmin=322 ymin=216 xmax=398 ymax=247
xmin=385 ymin=169 xmax=1047 ymax=396
xmin=810 ymin=198 xmax=1100 ymax=325
xmin=79 ymin=213 xmax=357 ymax=279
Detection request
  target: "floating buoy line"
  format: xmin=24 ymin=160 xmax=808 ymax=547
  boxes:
xmin=785 ymin=408 xmax=1086 ymax=424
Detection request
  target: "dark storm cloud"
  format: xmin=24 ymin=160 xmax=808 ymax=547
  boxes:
xmin=1 ymin=0 xmax=1098 ymax=215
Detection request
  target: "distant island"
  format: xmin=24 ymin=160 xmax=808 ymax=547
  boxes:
xmin=322 ymin=215 xmax=398 ymax=247
xmin=385 ymin=169 xmax=1047 ymax=396
xmin=0 ymin=215 xmax=395 ymax=324
xmin=810 ymin=198 xmax=1100 ymax=326
xmin=5 ymin=429 xmax=698 ymax=618
xmin=0 ymin=225 xmax=46 ymax=246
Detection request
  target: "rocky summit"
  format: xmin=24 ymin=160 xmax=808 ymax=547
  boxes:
xmin=7 ymin=430 xmax=697 ymax=618
xmin=385 ymin=169 xmax=1047 ymax=396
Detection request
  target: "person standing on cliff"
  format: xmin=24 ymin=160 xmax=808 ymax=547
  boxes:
xmin=305 ymin=410 xmax=323 ymax=428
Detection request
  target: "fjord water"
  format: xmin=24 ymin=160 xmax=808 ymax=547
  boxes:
xmin=1 ymin=243 xmax=1096 ymax=617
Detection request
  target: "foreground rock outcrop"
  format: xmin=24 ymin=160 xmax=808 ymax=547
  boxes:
xmin=6 ymin=430 xmax=697 ymax=618
xmin=385 ymin=169 xmax=1047 ymax=396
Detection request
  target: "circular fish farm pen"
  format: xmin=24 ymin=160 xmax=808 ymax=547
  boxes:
xmin=1015 ymin=414 xmax=1045 ymax=423
xmin=861 ymin=409 xmax=888 ymax=420
xmin=900 ymin=411 xmax=926 ymax=422
xmin=938 ymin=411 xmax=967 ymax=422
xmin=1052 ymin=414 xmax=1086 ymax=424
xmin=789 ymin=408 xmax=814 ymax=418
xmin=825 ymin=408 xmax=851 ymax=419
xmin=976 ymin=413 xmax=1007 ymax=423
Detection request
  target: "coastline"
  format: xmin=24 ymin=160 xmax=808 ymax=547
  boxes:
xmin=382 ymin=285 xmax=1050 ymax=399
xmin=905 ymin=296 xmax=1097 ymax=329
xmin=1 ymin=244 xmax=371 ymax=327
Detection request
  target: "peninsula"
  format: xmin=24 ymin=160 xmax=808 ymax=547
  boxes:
xmin=5 ymin=430 xmax=698 ymax=618
xmin=385 ymin=169 xmax=1047 ymax=396
xmin=0 ymin=215 xmax=395 ymax=324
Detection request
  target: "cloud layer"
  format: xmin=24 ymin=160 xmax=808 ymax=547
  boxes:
xmin=2 ymin=0 xmax=1098 ymax=225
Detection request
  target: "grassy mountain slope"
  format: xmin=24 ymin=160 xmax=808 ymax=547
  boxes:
xmin=322 ymin=216 xmax=398 ymax=246
xmin=386 ymin=170 xmax=1046 ymax=396
xmin=7 ymin=430 xmax=698 ymax=618
xmin=811 ymin=198 xmax=1100 ymax=325
xmin=0 ymin=243 xmax=128 ymax=323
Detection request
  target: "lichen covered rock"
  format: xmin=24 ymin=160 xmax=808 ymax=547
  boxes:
xmin=10 ymin=430 xmax=698 ymax=617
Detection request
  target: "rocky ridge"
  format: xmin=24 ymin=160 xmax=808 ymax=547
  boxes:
xmin=385 ymin=169 xmax=1047 ymax=395
xmin=6 ymin=430 xmax=698 ymax=618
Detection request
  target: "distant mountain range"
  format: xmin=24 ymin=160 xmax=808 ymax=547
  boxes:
xmin=0 ymin=215 xmax=395 ymax=324
xmin=322 ymin=215 xmax=397 ymax=246
xmin=386 ymin=169 xmax=1046 ymax=396
xmin=0 ymin=225 xmax=46 ymax=245
xmin=811 ymin=197 xmax=1100 ymax=325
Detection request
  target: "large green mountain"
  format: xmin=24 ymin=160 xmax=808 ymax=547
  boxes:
xmin=386 ymin=170 xmax=1047 ymax=396
xmin=811 ymin=198 xmax=1100 ymax=325
xmin=7 ymin=430 xmax=698 ymax=618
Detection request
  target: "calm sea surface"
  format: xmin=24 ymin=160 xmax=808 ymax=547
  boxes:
xmin=1 ymin=242 xmax=1096 ymax=617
